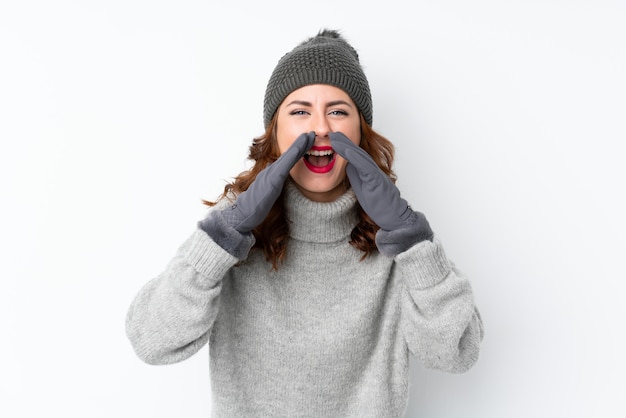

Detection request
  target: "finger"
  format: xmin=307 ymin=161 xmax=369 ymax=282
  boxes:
xmin=240 ymin=131 xmax=314 ymax=217
xmin=328 ymin=131 xmax=355 ymax=160
xmin=329 ymin=131 xmax=379 ymax=174
xmin=345 ymin=163 xmax=362 ymax=191
xmin=344 ymin=163 xmax=367 ymax=203
xmin=270 ymin=131 xmax=315 ymax=178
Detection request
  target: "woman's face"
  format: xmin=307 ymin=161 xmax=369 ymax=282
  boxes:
xmin=276 ymin=84 xmax=361 ymax=202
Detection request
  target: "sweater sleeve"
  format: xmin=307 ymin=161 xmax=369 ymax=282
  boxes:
xmin=125 ymin=228 xmax=239 ymax=365
xmin=396 ymin=238 xmax=484 ymax=373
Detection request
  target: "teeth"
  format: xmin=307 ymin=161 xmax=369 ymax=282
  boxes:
xmin=306 ymin=150 xmax=334 ymax=156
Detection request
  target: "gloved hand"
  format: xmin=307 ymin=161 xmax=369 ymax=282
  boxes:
xmin=200 ymin=131 xmax=315 ymax=258
xmin=330 ymin=131 xmax=433 ymax=257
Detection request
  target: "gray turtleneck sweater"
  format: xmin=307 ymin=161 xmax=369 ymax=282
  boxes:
xmin=126 ymin=181 xmax=484 ymax=417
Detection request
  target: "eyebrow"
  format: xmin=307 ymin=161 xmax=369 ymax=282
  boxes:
xmin=285 ymin=100 xmax=353 ymax=108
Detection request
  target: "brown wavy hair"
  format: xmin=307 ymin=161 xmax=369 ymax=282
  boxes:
xmin=204 ymin=113 xmax=396 ymax=270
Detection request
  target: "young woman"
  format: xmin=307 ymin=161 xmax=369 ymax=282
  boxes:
xmin=126 ymin=29 xmax=484 ymax=417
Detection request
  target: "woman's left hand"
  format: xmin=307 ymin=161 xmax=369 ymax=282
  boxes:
xmin=330 ymin=131 xmax=433 ymax=257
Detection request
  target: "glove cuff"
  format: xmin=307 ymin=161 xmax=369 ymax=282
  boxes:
xmin=375 ymin=210 xmax=433 ymax=258
xmin=199 ymin=210 xmax=256 ymax=260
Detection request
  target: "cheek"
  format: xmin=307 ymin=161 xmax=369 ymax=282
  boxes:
xmin=346 ymin=127 xmax=361 ymax=147
xmin=276 ymin=135 xmax=293 ymax=155
xmin=276 ymin=126 xmax=300 ymax=155
xmin=333 ymin=154 xmax=350 ymax=176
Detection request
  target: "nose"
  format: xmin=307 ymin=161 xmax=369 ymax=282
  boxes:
xmin=311 ymin=113 xmax=331 ymax=140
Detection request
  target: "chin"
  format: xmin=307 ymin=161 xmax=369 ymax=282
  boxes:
xmin=289 ymin=162 xmax=348 ymax=201
xmin=291 ymin=176 xmax=346 ymax=202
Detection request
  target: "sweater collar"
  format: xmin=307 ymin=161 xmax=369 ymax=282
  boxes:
xmin=284 ymin=180 xmax=358 ymax=243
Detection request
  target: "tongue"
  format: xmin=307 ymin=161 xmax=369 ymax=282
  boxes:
xmin=308 ymin=155 xmax=332 ymax=167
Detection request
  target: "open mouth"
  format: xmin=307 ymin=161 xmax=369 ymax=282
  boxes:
xmin=303 ymin=147 xmax=336 ymax=173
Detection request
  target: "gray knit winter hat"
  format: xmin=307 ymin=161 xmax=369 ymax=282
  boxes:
xmin=263 ymin=29 xmax=372 ymax=128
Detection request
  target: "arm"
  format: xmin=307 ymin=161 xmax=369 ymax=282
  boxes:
xmin=126 ymin=132 xmax=314 ymax=364
xmin=125 ymin=229 xmax=239 ymax=365
xmin=330 ymin=131 xmax=483 ymax=372
xmin=396 ymin=239 xmax=484 ymax=373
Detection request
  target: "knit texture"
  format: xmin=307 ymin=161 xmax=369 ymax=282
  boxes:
xmin=198 ymin=208 xmax=256 ymax=260
xmin=126 ymin=181 xmax=484 ymax=417
xmin=376 ymin=210 xmax=435 ymax=258
xmin=263 ymin=29 xmax=373 ymax=128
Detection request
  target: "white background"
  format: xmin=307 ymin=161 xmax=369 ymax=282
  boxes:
xmin=2 ymin=1 xmax=625 ymax=417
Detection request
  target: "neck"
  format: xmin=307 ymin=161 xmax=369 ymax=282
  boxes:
xmin=289 ymin=179 xmax=349 ymax=203
xmin=284 ymin=180 xmax=358 ymax=244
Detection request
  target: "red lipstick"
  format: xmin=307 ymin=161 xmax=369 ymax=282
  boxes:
xmin=303 ymin=146 xmax=336 ymax=174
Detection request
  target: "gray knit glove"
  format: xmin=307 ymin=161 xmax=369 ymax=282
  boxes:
xmin=200 ymin=132 xmax=315 ymax=259
xmin=330 ymin=131 xmax=433 ymax=257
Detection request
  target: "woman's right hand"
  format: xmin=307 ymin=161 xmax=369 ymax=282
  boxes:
xmin=199 ymin=132 xmax=315 ymax=258
xmin=225 ymin=131 xmax=315 ymax=233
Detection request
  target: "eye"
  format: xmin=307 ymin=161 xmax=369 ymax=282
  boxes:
xmin=329 ymin=109 xmax=349 ymax=116
xmin=290 ymin=110 xmax=309 ymax=116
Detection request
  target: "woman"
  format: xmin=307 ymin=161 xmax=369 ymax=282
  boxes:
xmin=126 ymin=29 xmax=484 ymax=417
